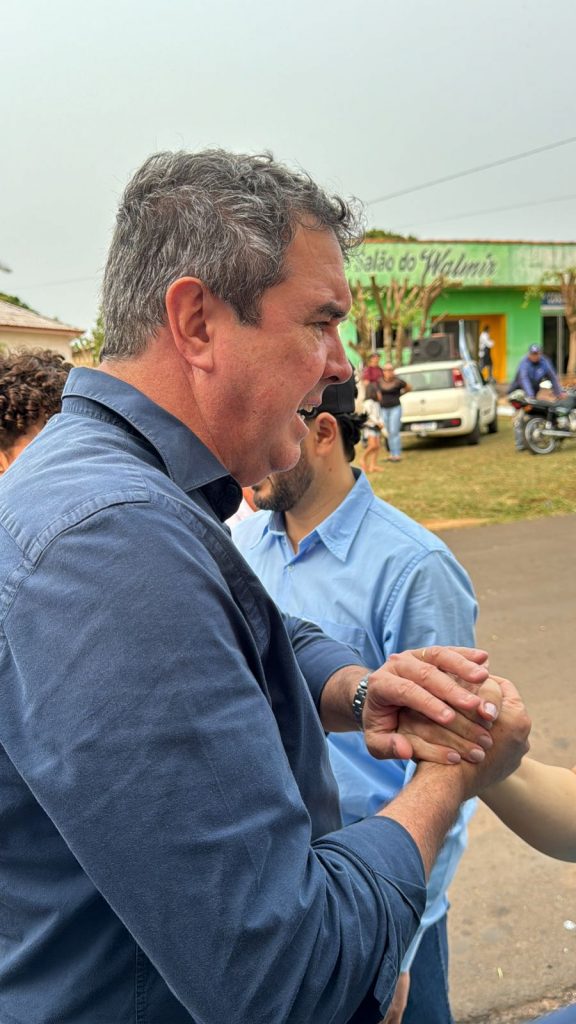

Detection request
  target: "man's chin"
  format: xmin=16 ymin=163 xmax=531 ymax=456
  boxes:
xmin=268 ymin=441 xmax=303 ymax=476
xmin=235 ymin=437 xmax=302 ymax=490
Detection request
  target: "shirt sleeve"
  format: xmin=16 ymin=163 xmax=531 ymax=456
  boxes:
xmin=378 ymin=547 xmax=478 ymax=971
xmin=518 ymin=360 xmax=536 ymax=396
xmin=282 ymin=613 xmax=365 ymax=708
xmin=2 ymin=499 xmax=424 ymax=1024
xmin=382 ymin=548 xmax=477 ymax=654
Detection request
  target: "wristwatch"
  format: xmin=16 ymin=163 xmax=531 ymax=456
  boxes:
xmin=351 ymin=674 xmax=370 ymax=729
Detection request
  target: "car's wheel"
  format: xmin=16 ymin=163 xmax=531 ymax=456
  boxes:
xmin=465 ymin=415 xmax=481 ymax=445
xmin=524 ymin=416 xmax=558 ymax=455
xmin=487 ymin=407 xmax=499 ymax=433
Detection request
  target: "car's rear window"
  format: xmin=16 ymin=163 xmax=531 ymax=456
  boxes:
xmin=400 ymin=369 xmax=454 ymax=391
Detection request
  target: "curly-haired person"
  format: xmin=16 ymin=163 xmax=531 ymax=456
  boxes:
xmin=0 ymin=348 xmax=72 ymax=472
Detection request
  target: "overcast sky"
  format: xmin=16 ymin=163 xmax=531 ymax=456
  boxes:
xmin=1 ymin=0 xmax=575 ymax=332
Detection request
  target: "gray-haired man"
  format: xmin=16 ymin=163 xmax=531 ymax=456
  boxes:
xmin=0 ymin=149 xmax=530 ymax=1023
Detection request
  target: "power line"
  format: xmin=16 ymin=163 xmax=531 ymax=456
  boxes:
xmin=13 ymin=155 xmax=576 ymax=285
xmin=16 ymin=274 xmax=99 ymax=289
xmin=394 ymin=192 xmax=576 ymax=231
xmin=365 ymin=135 xmax=576 ymax=207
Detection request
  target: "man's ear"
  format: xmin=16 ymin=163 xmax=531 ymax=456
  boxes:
xmin=165 ymin=277 xmax=215 ymax=372
xmin=313 ymin=412 xmax=338 ymax=454
xmin=0 ymin=450 xmax=12 ymax=473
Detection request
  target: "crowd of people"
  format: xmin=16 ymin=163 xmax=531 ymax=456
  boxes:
xmin=356 ymin=339 xmax=570 ymax=461
xmin=0 ymin=149 xmax=573 ymax=1024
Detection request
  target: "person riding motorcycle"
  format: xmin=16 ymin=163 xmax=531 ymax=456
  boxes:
xmin=508 ymin=344 xmax=563 ymax=451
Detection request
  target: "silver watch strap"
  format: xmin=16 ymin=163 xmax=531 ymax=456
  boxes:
xmin=351 ymin=674 xmax=370 ymax=729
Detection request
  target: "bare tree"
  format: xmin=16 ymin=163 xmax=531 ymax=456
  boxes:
xmin=347 ymin=282 xmax=376 ymax=366
xmin=370 ymin=277 xmax=411 ymax=361
xmin=369 ymin=275 xmax=460 ymax=364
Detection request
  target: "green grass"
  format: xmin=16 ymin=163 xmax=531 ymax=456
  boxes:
xmin=355 ymin=415 xmax=576 ymax=526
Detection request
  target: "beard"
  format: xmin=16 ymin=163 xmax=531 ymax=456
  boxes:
xmin=252 ymin=446 xmax=314 ymax=513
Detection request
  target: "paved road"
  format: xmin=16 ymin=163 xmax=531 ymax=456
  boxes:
xmin=434 ymin=516 xmax=576 ymax=1024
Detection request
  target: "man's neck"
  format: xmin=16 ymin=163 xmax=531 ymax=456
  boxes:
xmin=284 ymin=465 xmax=356 ymax=553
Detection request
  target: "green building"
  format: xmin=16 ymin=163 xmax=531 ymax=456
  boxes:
xmin=342 ymin=239 xmax=576 ymax=382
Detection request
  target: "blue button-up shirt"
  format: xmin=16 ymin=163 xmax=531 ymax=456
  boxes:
xmin=233 ymin=471 xmax=478 ymax=970
xmin=510 ymin=354 xmax=562 ymax=397
xmin=0 ymin=368 xmax=425 ymax=1024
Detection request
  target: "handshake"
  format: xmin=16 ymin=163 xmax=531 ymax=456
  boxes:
xmin=352 ymin=645 xmax=531 ymax=800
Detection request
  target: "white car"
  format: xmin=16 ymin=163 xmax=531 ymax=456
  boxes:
xmin=398 ymin=360 xmax=499 ymax=444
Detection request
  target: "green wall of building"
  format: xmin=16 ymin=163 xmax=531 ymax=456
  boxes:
xmin=342 ymin=239 xmax=576 ymax=381
xmin=429 ymin=289 xmax=541 ymax=379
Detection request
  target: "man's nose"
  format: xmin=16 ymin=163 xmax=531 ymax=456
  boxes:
xmin=324 ymin=332 xmax=352 ymax=386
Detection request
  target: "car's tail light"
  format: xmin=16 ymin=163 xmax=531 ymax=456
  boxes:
xmin=451 ymin=368 xmax=465 ymax=387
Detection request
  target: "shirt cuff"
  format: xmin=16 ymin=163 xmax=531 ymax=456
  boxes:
xmin=315 ymin=815 xmax=426 ymax=1014
xmin=317 ymin=816 xmax=426 ymax=920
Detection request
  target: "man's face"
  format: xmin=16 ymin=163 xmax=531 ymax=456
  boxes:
xmin=528 ymin=352 xmax=542 ymax=364
xmin=208 ymin=224 xmax=352 ymax=485
xmin=251 ymin=440 xmax=314 ymax=513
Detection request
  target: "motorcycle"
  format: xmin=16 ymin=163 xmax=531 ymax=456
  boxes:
xmin=508 ymin=388 xmax=576 ymax=455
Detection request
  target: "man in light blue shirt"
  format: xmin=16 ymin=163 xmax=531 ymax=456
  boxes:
xmin=234 ymin=375 xmax=480 ymax=1024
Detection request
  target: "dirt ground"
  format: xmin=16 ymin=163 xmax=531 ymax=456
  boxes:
xmin=433 ymin=515 xmax=576 ymax=1024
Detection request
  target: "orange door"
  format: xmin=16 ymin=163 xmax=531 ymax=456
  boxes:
xmin=477 ymin=315 xmax=506 ymax=382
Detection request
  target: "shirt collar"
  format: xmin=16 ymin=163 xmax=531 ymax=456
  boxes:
xmin=62 ymin=367 xmax=242 ymax=520
xmin=259 ymin=469 xmax=373 ymax=562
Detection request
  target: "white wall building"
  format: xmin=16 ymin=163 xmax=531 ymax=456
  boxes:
xmin=0 ymin=300 xmax=83 ymax=359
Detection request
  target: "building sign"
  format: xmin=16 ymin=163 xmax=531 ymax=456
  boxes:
xmin=348 ymin=242 xmax=576 ymax=288
xmin=541 ymin=291 xmax=565 ymax=312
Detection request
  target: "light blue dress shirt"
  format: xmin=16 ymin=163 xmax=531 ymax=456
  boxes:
xmin=234 ymin=469 xmax=478 ymax=970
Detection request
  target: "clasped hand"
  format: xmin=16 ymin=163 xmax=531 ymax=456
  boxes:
xmin=362 ymin=646 xmax=530 ymax=782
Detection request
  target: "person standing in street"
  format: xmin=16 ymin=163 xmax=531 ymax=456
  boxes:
xmin=379 ymin=362 xmax=411 ymax=462
xmin=233 ymin=374 xmax=481 ymax=1024
xmin=361 ymin=381 xmax=384 ymax=473
xmin=478 ymin=325 xmax=495 ymax=382
xmin=362 ymin=351 xmax=384 ymax=389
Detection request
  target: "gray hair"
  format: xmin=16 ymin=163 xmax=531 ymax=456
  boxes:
xmin=101 ymin=149 xmax=363 ymax=359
